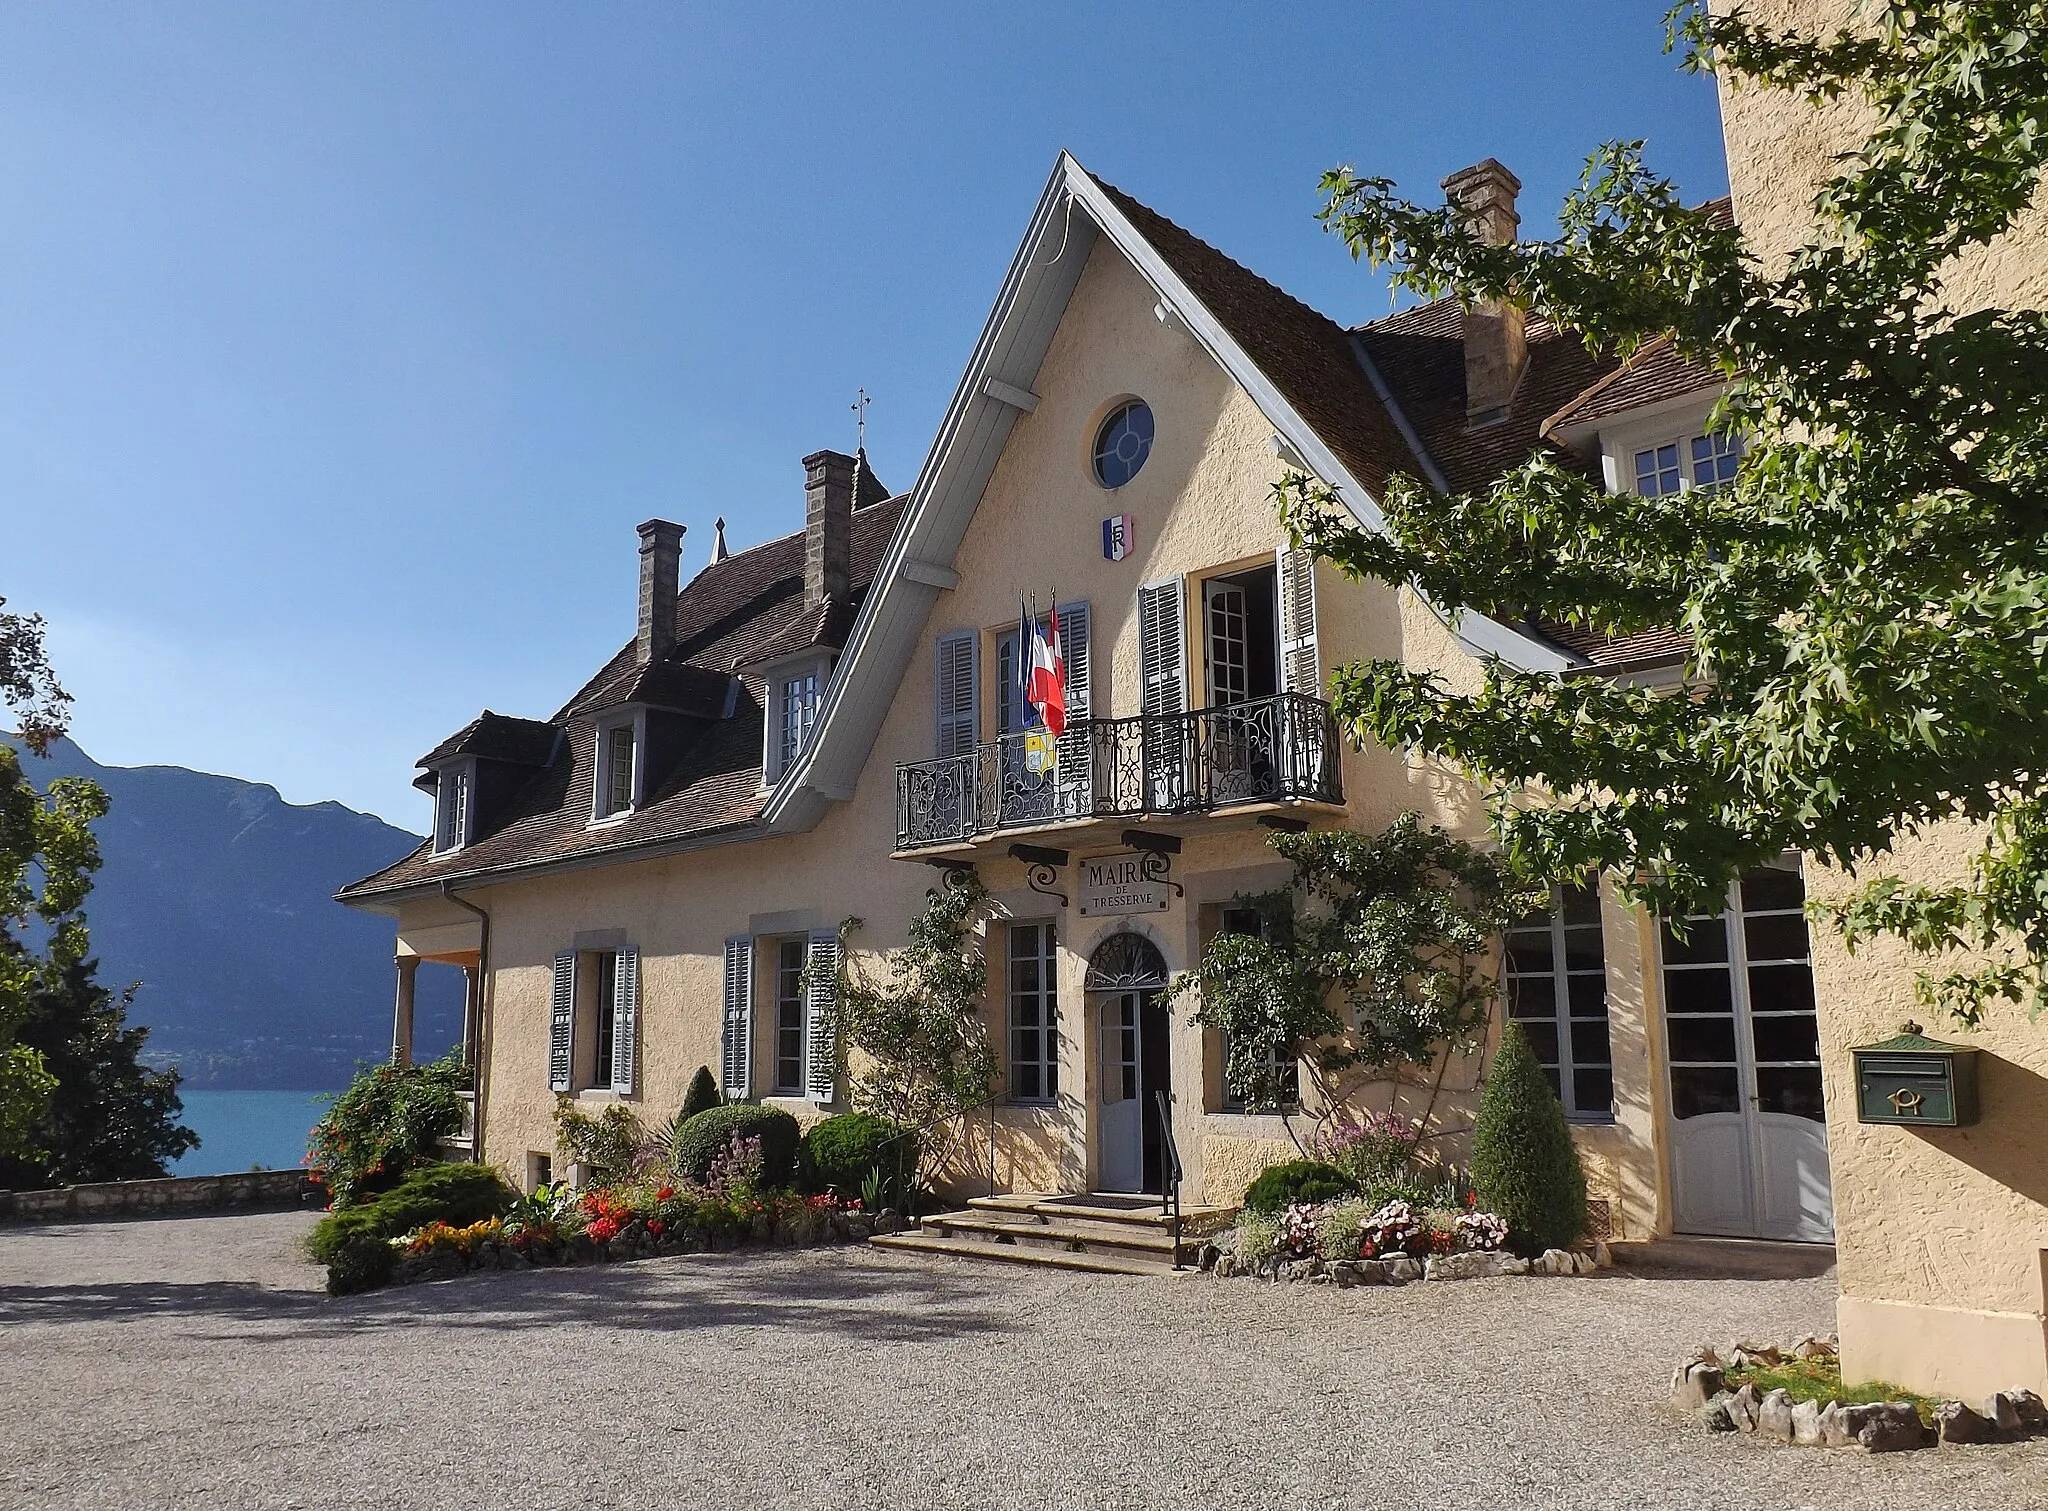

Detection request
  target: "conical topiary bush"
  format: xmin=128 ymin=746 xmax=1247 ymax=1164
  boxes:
xmin=681 ymin=1065 xmax=721 ymax=1121
xmin=1472 ymin=1019 xmax=1588 ymax=1257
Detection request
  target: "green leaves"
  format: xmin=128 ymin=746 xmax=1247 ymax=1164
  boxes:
xmin=1304 ymin=1 xmax=2048 ymax=1024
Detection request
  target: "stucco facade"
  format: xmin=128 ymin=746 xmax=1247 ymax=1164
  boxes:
xmin=1710 ymin=0 xmax=2048 ymax=1396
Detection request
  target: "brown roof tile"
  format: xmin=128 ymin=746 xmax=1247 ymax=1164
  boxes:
xmin=1543 ymin=336 xmax=1723 ymax=437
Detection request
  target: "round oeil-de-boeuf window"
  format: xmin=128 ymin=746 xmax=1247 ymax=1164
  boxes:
xmin=1092 ymin=399 xmax=1154 ymax=489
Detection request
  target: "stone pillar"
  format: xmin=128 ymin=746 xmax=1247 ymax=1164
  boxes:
xmin=461 ymin=964 xmax=482 ymax=1070
xmin=391 ymin=955 xmax=420 ymax=1067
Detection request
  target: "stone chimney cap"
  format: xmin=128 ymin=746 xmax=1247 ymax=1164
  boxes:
xmin=1441 ymin=158 xmax=1522 ymax=198
xmin=637 ymin=518 xmax=686 ymax=545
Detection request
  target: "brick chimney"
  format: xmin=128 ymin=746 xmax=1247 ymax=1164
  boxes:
xmin=1441 ymin=158 xmax=1527 ymax=425
xmin=803 ymin=450 xmax=855 ymax=610
xmin=636 ymin=519 xmax=685 ymax=663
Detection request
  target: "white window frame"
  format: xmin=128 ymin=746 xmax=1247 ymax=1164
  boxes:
xmin=759 ymin=652 xmax=833 ymax=787
xmin=1504 ymin=880 xmax=1614 ymax=1123
xmin=432 ymin=759 xmax=476 ymax=855
xmin=590 ymin=710 xmax=646 ymax=826
xmin=771 ymin=937 xmax=808 ymax=1096
xmin=1006 ymin=919 xmax=1059 ymax=1105
xmin=1596 ymin=398 xmax=1744 ymax=500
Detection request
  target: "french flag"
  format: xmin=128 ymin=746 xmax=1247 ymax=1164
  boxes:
xmin=1025 ymin=601 xmax=1067 ymax=737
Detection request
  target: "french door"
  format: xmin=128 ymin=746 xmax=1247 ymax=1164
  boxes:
xmin=1661 ymin=862 xmax=1833 ymax=1242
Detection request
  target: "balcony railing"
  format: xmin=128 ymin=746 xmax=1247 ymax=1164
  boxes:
xmin=895 ymin=692 xmax=1342 ymax=850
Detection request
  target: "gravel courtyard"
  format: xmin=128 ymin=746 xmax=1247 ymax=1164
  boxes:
xmin=1 ymin=1211 xmax=2042 ymax=1511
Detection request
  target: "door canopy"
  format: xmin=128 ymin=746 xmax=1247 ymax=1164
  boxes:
xmin=1085 ymin=932 xmax=1168 ymax=992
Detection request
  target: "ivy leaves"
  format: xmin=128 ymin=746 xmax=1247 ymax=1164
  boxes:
xmin=1296 ymin=1 xmax=2048 ymax=1022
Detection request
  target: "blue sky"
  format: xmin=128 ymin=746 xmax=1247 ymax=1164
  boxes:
xmin=0 ymin=3 xmax=1728 ymax=830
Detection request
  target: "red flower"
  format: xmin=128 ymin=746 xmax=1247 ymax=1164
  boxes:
xmin=588 ymin=1216 xmax=620 ymax=1243
xmin=655 ymin=1186 xmax=675 ymax=1202
xmin=647 ymin=1219 xmax=665 ymax=1236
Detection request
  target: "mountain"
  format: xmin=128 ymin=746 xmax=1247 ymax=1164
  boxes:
xmin=7 ymin=736 xmax=462 ymax=1089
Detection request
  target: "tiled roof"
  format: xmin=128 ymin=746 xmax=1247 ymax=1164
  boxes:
xmin=1087 ymin=174 xmax=1422 ymax=496
xmin=416 ymin=711 xmax=558 ymax=769
xmin=1526 ymin=622 xmax=1694 ymax=669
xmin=1543 ymin=336 xmax=1723 ymax=436
xmin=338 ymin=494 xmax=907 ymax=901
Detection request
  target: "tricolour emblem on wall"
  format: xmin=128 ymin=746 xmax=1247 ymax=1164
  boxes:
xmin=1102 ymin=513 xmax=1136 ymax=562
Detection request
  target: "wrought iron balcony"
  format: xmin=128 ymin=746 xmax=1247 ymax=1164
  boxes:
xmin=895 ymin=692 xmax=1343 ymax=851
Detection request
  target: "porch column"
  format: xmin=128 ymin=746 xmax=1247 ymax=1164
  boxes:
xmin=460 ymin=964 xmax=482 ymax=1070
xmin=391 ymin=955 xmax=420 ymax=1067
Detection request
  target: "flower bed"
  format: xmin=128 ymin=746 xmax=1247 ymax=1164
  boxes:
xmin=1672 ymin=1337 xmax=2048 ymax=1451
xmin=1200 ymin=1191 xmax=1610 ymax=1285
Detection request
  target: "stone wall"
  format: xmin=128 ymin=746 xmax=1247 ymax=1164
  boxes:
xmin=0 ymin=1168 xmax=318 ymax=1222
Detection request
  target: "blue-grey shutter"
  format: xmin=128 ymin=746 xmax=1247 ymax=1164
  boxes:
xmin=1277 ymin=548 xmax=1319 ymax=697
xmin=610 ymin=946 xmax=639 ymax=1094
xmin=935 ymin=631 xmax=978 ymax=758
xmin=1138 ymin=580 xmax=1186 ymax=715
xmin=1054 ymin=602 xmax=1092 ymax=815
xmin=721 ymin=935 xmax=753 ymax=1100
xmin=548 ymin=952 xmax=575 ymax=1092
xmin=803 ymin=929 xmax=842 ymax=1102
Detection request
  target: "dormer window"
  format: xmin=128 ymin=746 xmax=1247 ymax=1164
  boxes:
xmin=434 ymin=763 xmax=473 ymax=854
xmin=1631 ymin=430 xmax=1743 ymax=498
xmin=762 ymin=654 xmax=831 ymax=785
xmin=593 ymin=717 xmax=642 ymax=823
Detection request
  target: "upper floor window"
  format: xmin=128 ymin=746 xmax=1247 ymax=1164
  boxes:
xmin=1633 ymin=431 xmax=1743 ymax=499
xmin=434 ymin=765 xmax=472 ymax=854
xmin=594 ymin=721 xmax=638 ymax=821
xmin=1504 ymin=880 xmax=1613 ymax=1122
xmin=1093 ymin=399 xmax=1153 ymax=489
xmin=779 ymin=667 xmax=821 ymax=772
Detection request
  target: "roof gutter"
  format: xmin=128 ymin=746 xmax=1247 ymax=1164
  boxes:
xmin=441 ymin=881 xmax=491 ymax=1166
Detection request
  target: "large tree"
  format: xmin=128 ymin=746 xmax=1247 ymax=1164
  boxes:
xmin=1285 ymin=1 xmax=2048 ymax=1023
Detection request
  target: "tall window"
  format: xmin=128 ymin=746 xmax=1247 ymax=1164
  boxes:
xmin=591 ymin=949 xmax=618 ymax=1090
xmin=1504 ymin=880 xmax=1613 ymax=1121
xmin=436 ymin=766 xmax=470 ymax=853
xmin=1219 ymin=906 xmax=1298 ymax=1111
xmin=779 ymin=669 xmax=821 ymax=772
xmin=599 ymin=725 xmax=636 ymax=818
xmin=774 ymin=939 xmax=807 ymax=1095
xmin=1008 ymin=922 xmax=1059 ymax=1102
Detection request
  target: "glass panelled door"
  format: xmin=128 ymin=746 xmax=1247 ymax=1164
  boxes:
xmin=1097 ymin=992 xmax=1143 ymax=1192
xmin=1661 ymin=863 xmax=1833 ymax=1242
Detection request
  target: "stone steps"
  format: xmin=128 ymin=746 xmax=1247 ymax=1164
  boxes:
xmin=867 ymin=1229 xmax=1183 ymax=1277
xmin=866 ymin=1192 xmax=1238 ymax=1278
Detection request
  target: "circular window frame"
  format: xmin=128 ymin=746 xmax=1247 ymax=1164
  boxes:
xmin=1090 ymin=397 xmax=1155 ymax=490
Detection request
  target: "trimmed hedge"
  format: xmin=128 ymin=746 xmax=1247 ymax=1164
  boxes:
xmin=680 ymin=1066 xmax=722 ymax=1121
xmin=1472 ymin=1020 xmax=1589 ymax=1258
xmin=666 ymin=1104 xmax=802 ymax=1188
xmin=1242 ymin=1159 xmax=1356 ymax=1216
xmin=800 ymin=1112 xmax=909 ymax=1197
xmin=309 ymin=1161 xmax=516 ymax=1293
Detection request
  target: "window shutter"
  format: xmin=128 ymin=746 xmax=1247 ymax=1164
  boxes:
xmin=1056 ymin=602 xmax=1091 ymax=720
xmin=1138 ymin=579 xmax=1186 ymax=716
xmin=803 ymin=928 xmax=842 ymax=1102
xmin=1054 ymin=602 xmax=1093 ymax=814
xmin=721 ymin=935 xmax=754 ymax=1100
xmin=548 ymin=952 xmax=575 ymax=1092
xmin=610 ymin=946 xmax=639 ymax=1094
xmin=1277 ymin=548 xmax=1320 ymax=697
xmin=935 ymin=631 xmax=978 ymax=758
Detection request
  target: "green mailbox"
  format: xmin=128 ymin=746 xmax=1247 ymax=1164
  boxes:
xmin=1851 ymin=1022 xmax=1980 ymax=1127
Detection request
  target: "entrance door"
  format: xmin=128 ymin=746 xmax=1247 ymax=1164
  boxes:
xmin=1096 ymin=989 xmax=1170 ymax=1193
xmin=1661 ymin=862 xmax=1833 ymax=1242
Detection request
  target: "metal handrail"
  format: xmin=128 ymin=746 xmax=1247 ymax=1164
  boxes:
xmin=895 ymin=692 xmax=1342 ymax=850
xmin=1153 ymin=1087 xmax=1184 ymax=1270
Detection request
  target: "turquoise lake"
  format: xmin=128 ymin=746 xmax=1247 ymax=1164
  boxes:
xmin=171 ymin=1089 xmax=330 ymax=1175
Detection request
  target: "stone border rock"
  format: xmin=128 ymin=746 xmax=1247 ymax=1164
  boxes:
xmin=384 ymin=1206 xmax=903 ymax=1288
xmin=1199 ymin=1233 xmax=1613 ymax=1286
xmin=1670 ymin=1338 xmax=2048 ymax=1452
xmin=0 ymin=1168 xmax=319 ymax=1222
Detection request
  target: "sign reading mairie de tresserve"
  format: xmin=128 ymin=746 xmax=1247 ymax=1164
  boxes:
xmin=1076 ymin=851 xmax=1171 ymax=917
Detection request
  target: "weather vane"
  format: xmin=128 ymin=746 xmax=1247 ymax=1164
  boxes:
xmin=851 ymin=388 xmax=870 ymax=451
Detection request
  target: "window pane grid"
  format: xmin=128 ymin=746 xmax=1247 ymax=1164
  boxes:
xmin=1504 ymin=881 xmax=1611 ymax=1122
xmin=1008 ymin=922 xmax=1058 ymax=1103
xmin=774 ymin=940 xmax=806 ymax=1094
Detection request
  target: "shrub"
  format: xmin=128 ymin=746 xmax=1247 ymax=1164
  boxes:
xmin=324 ymin=1233 xmax=397 ymax=1296
xmin=1236 ymin=1212 xmax=1280 ymax=1266
xmin=1310 ymin=1110 xmax=1423 ymax=1188
xmin=1242 ymin=1159 xmax=1355 ymax=1216
xmin=553 ymin=1101 xmax=644 ymax=1189
xmin=681 ymin=1066 xmax=722 ymax=1121
xmin=309 ymin=1161 xmax=515 ymax=1268
xmin=665 ymin=1104 xmax=801 ymax=1188
xmin=1472 ymin=1020 xmax=1588 ymax=1257
xmin=306 ymin=1051 xmax=469 ymax=1208
xmin=1315 ymin=1197 xmax=1375 ymax=1261
xmin=799 ymin=1112 xmax=909 ymax=1198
